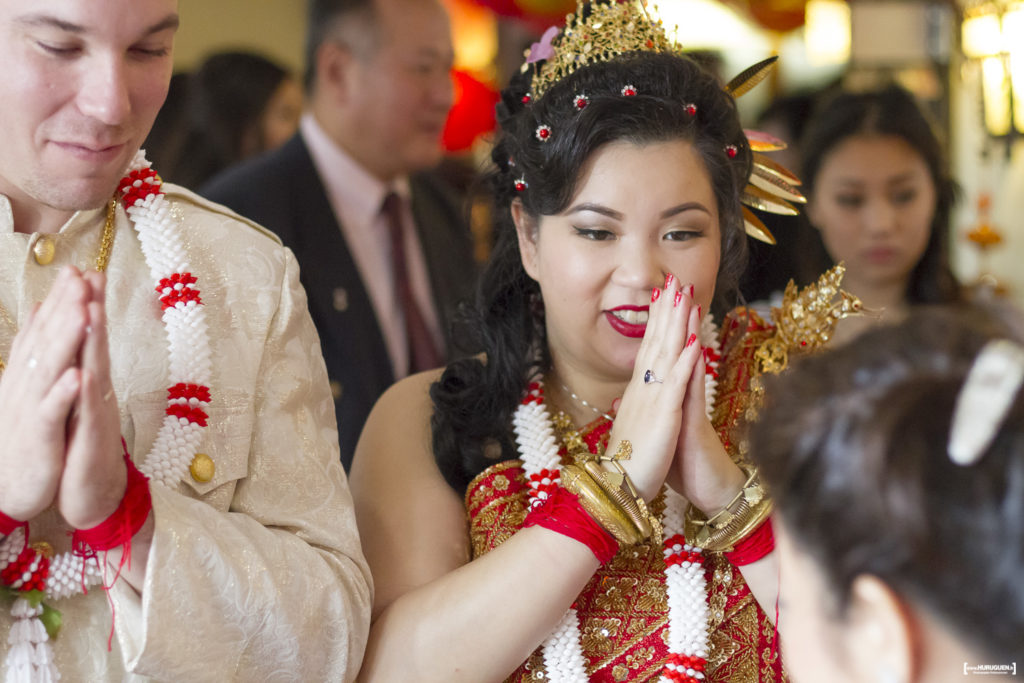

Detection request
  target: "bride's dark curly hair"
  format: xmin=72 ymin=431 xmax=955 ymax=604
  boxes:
xmin=431 ymin=49 xmax=752 ymax=493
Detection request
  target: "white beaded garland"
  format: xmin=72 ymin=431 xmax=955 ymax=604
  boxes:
xmin=513 ymin=318 xmax=718 ymax=681
xmin=125 ymin=154 xmax=212 ymax=488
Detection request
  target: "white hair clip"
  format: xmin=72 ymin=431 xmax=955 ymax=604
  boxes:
xmin=948 ymin=339 xmax=1024 ymax=466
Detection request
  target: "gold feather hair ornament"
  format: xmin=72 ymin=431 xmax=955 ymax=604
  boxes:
xmin=519 ymin=0 xmax=805 ymax=244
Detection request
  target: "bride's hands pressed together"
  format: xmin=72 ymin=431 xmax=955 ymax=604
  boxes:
xmin=670 ymin=338 xmax=745 ymax=515
xmin=603 ymin=273 xmax=703 ymax=503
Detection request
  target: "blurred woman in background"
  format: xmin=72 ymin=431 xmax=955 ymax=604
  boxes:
xmin=150 ymin=51 xmax=303 ymax=188
xmin=801 ymin=85 xmax=961 ymax=345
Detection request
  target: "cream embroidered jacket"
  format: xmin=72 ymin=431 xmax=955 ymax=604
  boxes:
xmin=0 ymin=185 xmax=372 ymax=681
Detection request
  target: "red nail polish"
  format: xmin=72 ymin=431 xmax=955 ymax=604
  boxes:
xmin=651 ymin=288 xmax=660 ymax=302
xmin=686 ymin=333 xmax=697 ymax=348
xmin=674 ymin=291 xmax=683 ymax=306
xmin=665 ymin=273 xmax=675 ymax=289
xmin=698 ymin=304 xmax=702 ymax=317
xmin=687 ymin=284 xmax=695 ymax=297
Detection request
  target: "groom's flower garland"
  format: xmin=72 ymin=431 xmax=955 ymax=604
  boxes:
xmin=513 ymin=317 xmax=720 ymax=682
xmin=0 ymin=152 xmax=213 ymax=682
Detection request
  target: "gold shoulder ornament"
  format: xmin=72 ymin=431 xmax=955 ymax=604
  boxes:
xmin=754 ymin=264 xmax=863 ymax=376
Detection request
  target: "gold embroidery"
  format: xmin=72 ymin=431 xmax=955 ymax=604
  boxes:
xmin=581 ymin=618 xmax=621 ymax=654
xmin=465 ymin=460 xmax=523 ymax=508
xmin=625 ymin=645 xmax=656 ymax=670
xmin=521 ymin=651 xmax=546 ymax=681
xmin=466 ymin=461 xmax=530 ymax=560
xmin=709 ymin=564 xmax=730 ymax=629
xmin=551 ymin=410 xmax=586 ymax=453
xmin=467 ymin=483 xmax=489 ymax=510
xmin=761 ymin=618 xmax=785 ymax=682
xmin=593 ymin=577 xmax=635 ymax=613
xmin=704 ymin=549 xmax=782 ymax=682
xmin=635 ymin=577 xmax=666 ymax=611
xmin=710 ymin=309 xmax=774 ymax=465
xmin=471 ymin=335 xmax=787 ymax=681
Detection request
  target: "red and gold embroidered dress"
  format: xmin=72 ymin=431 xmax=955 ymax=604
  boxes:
xmin=466 ymin=309 xmax=786 ymax=682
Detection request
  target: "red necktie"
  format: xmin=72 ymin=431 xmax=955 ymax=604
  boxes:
xmin=381 ymin=192 xmax=442 ymax=374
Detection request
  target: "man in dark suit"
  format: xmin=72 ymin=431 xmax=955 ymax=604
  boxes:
xmin=202 ymin=0 xmax=477 ymax=470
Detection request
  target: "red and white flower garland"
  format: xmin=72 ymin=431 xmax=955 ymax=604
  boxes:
xmin=0 ymin=152 xmax=212 ymax=682
xmin=514 ymin=316 xmax=719 ymax=682
xmin=119 ymin=152 xmax=213 ymax=488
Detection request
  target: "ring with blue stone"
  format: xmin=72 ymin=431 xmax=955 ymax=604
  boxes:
xmin=643 ymin=369 xmax=662 ymax=384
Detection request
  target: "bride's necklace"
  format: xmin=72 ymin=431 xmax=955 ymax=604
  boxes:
xmin=513 ymin=316 xmax=720 ymax=682
xmin=557 ymin=382 xmax=615 ymax=422
xmin=0 ymin=153 xmax=214 ymax=682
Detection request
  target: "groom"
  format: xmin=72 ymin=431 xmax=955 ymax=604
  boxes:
xmin=0 ymin=0 xmax=370 ymax=679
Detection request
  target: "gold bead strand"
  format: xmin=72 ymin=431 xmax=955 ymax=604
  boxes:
xmin=95 ymin=198 xmax=118 ymax=272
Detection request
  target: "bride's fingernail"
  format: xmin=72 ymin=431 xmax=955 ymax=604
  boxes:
xmin=687 ymin=284 xmax=695 ymax=297
xmin=698 ymin=304 xmax=702 ymax=317
xmin=674 ymin=291 xmax=683 ymax=306
xmin=664 ymin=273 xmax=675 ymax=289
xmin=651 ymin=288 xmax=660 ymax=302
xmin=686 ymin=333 xmax=697 ymax=348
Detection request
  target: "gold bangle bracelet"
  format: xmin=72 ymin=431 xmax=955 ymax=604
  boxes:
xmin=685 ymin=465 xmax=773 ymax=552
xmin=574 ymin=439 xmax=663 ymax=544
xmin=579 ymin=460 xmax=654 ymax=539
xmin=561 ymin=464 xmax=643 ymax=546
xmin=693 ymin=498 xmax=772 ymax=552
xmin=599 ymin=454 xmax=663 ymax=546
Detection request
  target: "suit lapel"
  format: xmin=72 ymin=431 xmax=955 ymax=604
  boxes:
xmin=286 ymin=139 xmax=395 ymax=387
xmin=409 ymin=174 xmax=471 ymax=352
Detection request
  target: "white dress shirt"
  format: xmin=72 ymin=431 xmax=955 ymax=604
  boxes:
xmin=300 ymin=113 xmax=443 ymax=379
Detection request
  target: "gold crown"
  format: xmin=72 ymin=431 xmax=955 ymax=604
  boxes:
xmin=526 ymin=1 xmax=677 ymax=99
xmin=521 ymin=1 xmax=807 ymax=245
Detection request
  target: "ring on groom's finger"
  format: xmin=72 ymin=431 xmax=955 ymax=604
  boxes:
xmin=643 ymin=369 xmax=663 ymax=385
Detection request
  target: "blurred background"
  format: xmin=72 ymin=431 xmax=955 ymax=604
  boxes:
xmin=169 ymin=0 xmax=1024 ymax=306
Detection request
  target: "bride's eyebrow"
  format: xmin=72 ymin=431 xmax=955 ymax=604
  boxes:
xmin=660 ymin=202 xmax=711 ymax=219
xmin=565 ymin=203 xmax=623 ymax=219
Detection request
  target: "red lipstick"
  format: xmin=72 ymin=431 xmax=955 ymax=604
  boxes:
xmin=604 ymin=305 xmax=648 ymax=338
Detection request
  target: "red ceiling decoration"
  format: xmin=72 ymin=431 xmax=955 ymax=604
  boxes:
xmin=443 ymin=69 xmax=500 ymax=153
xmin=470 ymin=0 xmax=576 ymax=24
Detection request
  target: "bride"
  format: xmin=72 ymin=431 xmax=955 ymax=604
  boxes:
xmin=350 ymin=2 xmax=847 ymax=680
